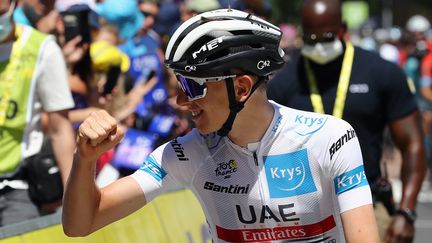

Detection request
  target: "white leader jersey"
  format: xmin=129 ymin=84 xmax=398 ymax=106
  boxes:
xmin=131 ymin=102 xmax=372 ymax=243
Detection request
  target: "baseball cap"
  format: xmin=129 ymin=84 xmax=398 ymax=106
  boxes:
xmin=95 ymin=0 xmax=144 ymax=39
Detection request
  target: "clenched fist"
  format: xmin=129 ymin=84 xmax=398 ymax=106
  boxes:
xmin=77 ymin=110 xmax=124 ymax=162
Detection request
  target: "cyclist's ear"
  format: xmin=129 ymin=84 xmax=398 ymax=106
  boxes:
xmin=234 ymin=75 xmax=254 ymax=102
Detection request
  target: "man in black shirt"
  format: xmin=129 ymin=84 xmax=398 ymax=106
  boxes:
xmin=267 ymin=0 xmax=426 ymax=242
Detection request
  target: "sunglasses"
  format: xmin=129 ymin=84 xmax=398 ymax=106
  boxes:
xmin=302 ymin=32 xmax=337 ymax=45
xmin=141 ymin=10 xmax=157 ymax=18
xmin=175 ymin=74 xmax=237 ymax=101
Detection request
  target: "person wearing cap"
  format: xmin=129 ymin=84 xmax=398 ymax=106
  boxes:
xmin=0 ymin=0 xmax=75 ymax=225
xmin=94 ymin=0 xmax=144 ymax=41
xmin=268 ymin=0 xmax=426 ymax=242
xmin=62 ymin=8 xmax=379 ymax=242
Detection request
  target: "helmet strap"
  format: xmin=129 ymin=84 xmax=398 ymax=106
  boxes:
xmin=217 ymin=76 xmax=266 ymax=137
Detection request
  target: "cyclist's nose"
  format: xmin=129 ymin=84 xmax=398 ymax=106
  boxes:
xmin=176 ymin=87 xmax=190 ymax=106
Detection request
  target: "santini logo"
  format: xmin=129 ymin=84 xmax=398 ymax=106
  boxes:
xmin=204 ymin=181 xmax=249 ymax=194
xmin=329 ymin=129 xmax=356 ymax=160
xmin=170 ymin=139 xmax=189 ymax=161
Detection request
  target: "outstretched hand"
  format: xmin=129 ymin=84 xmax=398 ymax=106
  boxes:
xmin=77 ymin=110 xmax=124 ymax=162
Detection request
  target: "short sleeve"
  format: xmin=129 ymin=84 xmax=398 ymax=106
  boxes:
xmin=130 ymin=142 xmax=181 ymax=203
xmin=36 ymin=37 xmax=74 ymax=112
xmin=326 ymin=121 xmax=373 ymax=213
xmin=379 ymin=59 xmax=417 ymax=122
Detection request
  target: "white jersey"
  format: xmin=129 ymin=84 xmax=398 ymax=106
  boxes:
xmin=131 ymin=102 xmax=372 ymax=243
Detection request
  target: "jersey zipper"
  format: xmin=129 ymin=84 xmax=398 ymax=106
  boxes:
xmin=253 ymin=151 xmax=259 ymax=166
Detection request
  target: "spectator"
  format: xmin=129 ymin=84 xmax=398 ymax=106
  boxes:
xmin=267 ymin=0 xmax=426 ymax=242
xmin=403 ymin=15 xmax=432 ymax=177
xmin=0 ymin=0 xmax=75 ymax=225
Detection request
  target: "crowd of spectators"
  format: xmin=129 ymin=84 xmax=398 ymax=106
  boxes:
xmin=2 ymin=0 xmax=432 ymax=230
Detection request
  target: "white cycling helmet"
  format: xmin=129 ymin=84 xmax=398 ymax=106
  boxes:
xmin=406 ymin=15 xmax=430 ymax=33
xmin=165 ymin=9 xmax=285 ymax=136
xmin=165 ymin=8 xmax=285 ymax=77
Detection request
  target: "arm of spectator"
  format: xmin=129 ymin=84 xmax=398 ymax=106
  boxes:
xmin=386 ymin=111 xmax=427 ymax=242
xmin=62 ymin=110 xmax=147 ymax=237
xmin=68 ymin=73 xmax=88 ymax=96
xmin=47 ymin=110 xmax=75 ymax=185
xmin=114 ymin=75 xmax=158 ymax=121
xmin=68 ymin=107 xmax=101 ymax=124
xmin=420 ymin=78 xmax=432 ymax=101
xmin=63 ymin=36 xmax=89 ymax=66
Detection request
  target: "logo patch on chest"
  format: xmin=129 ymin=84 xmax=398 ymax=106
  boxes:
xmin=264 ymin=149 xmax=317 ymax=198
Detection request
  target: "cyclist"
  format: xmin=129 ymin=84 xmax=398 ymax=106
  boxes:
xmin=62 ymin=8 xmax=380 ymax=242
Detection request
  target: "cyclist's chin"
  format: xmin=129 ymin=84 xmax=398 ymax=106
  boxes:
xmin=196 ymin=124 xmax=219 ymax=135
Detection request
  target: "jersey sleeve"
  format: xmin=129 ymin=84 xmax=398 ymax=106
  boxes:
xmin=325 ymin=119 xmax=372 ymax=213
xmin=129 ymin=142 xmax=180 ymax=203
xmin=130 ymin=131 xmax=203 ymax=203
xmin=378 ymin=58 xmax=417 ymax=122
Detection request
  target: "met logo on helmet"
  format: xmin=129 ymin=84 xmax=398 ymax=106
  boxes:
xmin=192 ymin=37 xmax=224 ymax=59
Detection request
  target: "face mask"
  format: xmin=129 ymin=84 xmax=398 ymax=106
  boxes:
xmin=301 ymin=39 xmax=343 ymax=65
xmin=0 ymin=1 xmax=15 ymax=42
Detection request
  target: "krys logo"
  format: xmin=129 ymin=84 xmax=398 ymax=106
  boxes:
xmin=294 ymin=114 xmax=327 ymax=136
xmin=215 ymin=160 xmax=238 ymax=179
xmin=264 ymin=149 xmax=316 ymax=198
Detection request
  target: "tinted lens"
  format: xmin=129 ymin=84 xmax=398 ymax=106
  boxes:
xmin=176 ymin=75 xmax=206 ymax=101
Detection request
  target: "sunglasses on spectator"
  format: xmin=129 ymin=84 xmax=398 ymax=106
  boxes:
xmin=175 ymin=73 xmax=237 ymax=101
xmin=141 ymin=10 xmax=156 ymax=18
xmin=302 ymin=31 xmax=337 ymax=45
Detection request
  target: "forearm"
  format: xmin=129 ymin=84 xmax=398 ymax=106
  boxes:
xmin=49 ymin=117 xmax=76 ymax=185
xmin=420 ymin=86 xmax=432 ymax=101
xmin=399 ymin=147 xmax=426 ymax=210
xmin=341 ymin=204 xmax=380 ymax=243
xmin=389 ymin=112 xmax=427 ymax=210
xmin=62 ymin=154 xmax=101 ymax=237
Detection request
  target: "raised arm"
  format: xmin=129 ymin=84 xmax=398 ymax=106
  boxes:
xmin=62 ymin=110 xmax=147 ymax=237
xmin=386 ymin=110 xmax=426 ymax=242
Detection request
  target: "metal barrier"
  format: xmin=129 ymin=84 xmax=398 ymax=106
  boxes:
xmin=0 ymin=189 xmax=211 ymax=243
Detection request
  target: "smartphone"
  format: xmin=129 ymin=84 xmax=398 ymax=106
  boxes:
xmin=102 ymin=66 xmax=122 ymax=96
xmin=61 ymin=9 xmax=91 ymax=43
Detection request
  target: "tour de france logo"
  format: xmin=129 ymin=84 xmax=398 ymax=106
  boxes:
xmin=263 ymin=149 xmax=317 ymax=198
xmin=215 ymin=160 xmax=238 ymax=179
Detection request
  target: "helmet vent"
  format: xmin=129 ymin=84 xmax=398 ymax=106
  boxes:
xmin=229 ymin=45 xmax=253 ymax=53
xmin=252 ymin=30 xmax=279 ymax=40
